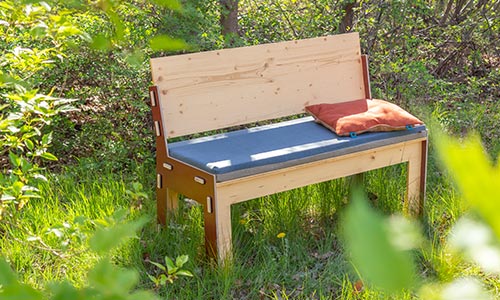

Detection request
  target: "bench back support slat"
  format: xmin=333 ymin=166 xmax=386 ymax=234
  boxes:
xmin=151 ymin=32 xmax=366 ymax=138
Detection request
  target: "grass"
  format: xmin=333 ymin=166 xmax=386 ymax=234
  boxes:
xmin=3 ymin=150 xmax=497 ymax=299
xmin=2 ymin=1 xmax=498 ymax=298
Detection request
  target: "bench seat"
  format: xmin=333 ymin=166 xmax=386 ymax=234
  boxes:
xmin=169 ymin=117 xmax=427 ymax=182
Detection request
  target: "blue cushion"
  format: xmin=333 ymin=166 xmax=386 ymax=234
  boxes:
xmin=168 ymin=117 xmax=427 ymax=182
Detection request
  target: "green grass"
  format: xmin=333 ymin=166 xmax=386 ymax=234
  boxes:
xmin=3 ymin=153 xmax=498 ymax=299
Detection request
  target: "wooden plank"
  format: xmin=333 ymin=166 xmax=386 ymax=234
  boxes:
xmin=406 ymin=140 xmax=427 ymax=216
xmin=214 ymin=197 xmax=232 ymax=262
xmin=151 ymin=32 xmax=366 ymax=138
xmin=216 ymin=139 xmax=426 ymax=206
xmin=166 ymin=188 xmax=179 ymax=212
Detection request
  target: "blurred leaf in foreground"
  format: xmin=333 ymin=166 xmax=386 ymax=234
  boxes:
xmin=342 ymin=187 xmax=417 ymax=294
xmin=89 ymin=215 xmax=149 ymax=254
xmin=150 ymin=0 xmax=182 ymax=10
xmin=448 ymin=217 xmax=500 ymax=274
xmin=419 ymin=277 xmax=493 ymax=300
xmin=0 ymin=259 xmax=42 ymax=299
xmin=149 ymin=35 xmax=189 ymax=51
xmin=435 ymin=134 xmax=500 ymax=240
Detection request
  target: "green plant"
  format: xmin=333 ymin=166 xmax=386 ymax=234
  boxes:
xmin=126 ymin=181 xmax=149 ymax=211
xmin=0 ymin=214 xmax=157 ymax=300
xmin=342 ymin=130 xmax=500 ymax=299
xmin=0 ymin=1 xmax=81 ymax=220
xmin=148 ymin=255 xmax=193 ymax=288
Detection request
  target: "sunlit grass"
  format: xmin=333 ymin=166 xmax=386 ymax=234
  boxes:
xmin=2 ymin=156 xmax=499 ymax=298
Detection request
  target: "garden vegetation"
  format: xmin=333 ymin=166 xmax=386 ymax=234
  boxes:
xmin=1 ymin=0 xmax=499 ymax=299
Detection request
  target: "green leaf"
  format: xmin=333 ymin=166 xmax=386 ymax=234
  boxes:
xmin=149 ymin=261 xmax=166 ymax=272
xmin=175 ymin=255 xmax=189 ymax=267
xmin=132 ymin=182 xmax=143 ymax=191
xmin=149 ymin=35 xmax=188 ymax=52
xmin=147 ymin=274 xmax=158 ymax=285
xmin=88 ymin=258 xmax=139 ymax=295
xmin=0 ymin=259 xmax=17 ymax=286
xmin=112 ymin=208 xmax=129 ymax=222
xmin=30 ymin=22 xmax=48 ymax=38
xmin=0 ymin=285 xmax=42 ymax=300
xmin=24 ymin=139 xmax=34 ymax=151
xmin=343 ymin=187 xmax=416 ymax=294
xmin=175 ymin=270 xmax=193 ymax=277
xmin=106 ymin=11 xmax=124 ymax=40
xmin=0 ymin=2 xmax=14 ymax=10
xmin=128 ymin=290 xmax=159 ymax=300
xmin=47 ymin=281 xmax=84 ymax=300
xmin=9 ymin=152 xmax=21 ymax=167
xmin=12 ymin=181 xmax=24 ymax=195
xmin=164 ymin=256 xmax=176 ymax=274
xmin=41 ymin=133 xmax=52 ymax=145
xmin=159 ymin=274 xmax=168 ymax=285
xmin=435 ymin=133 xmax=500 ymax=240
xmin=150 ymin=0 xmax=182 ymax=10
xmin=89 ymin=216 xmax=149 ymax=254
xmin=0 ymin=259 xmax=42 ymax=300
xmin=57 ymin=25 xmax=81 ymax=36
xmin=40 ymin=152 xmax=58 ymax=161
xmin=90 ymin=34 xmax=112 ymax=51
xmin=125 ymin=50 xmax=145 ymax=67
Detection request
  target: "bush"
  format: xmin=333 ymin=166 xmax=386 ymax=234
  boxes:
xmin=0 ymin=1 xmax=81 ymax=220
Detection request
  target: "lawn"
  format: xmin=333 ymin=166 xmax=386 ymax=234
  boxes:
xmin=1 ymin=150 xmax=490 ymax=299
xmin=1 ymin=1 xmax=499 ymax=299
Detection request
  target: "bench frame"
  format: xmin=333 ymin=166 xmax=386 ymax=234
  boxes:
xmin=149 ymin=32 xmax=427 ymax=261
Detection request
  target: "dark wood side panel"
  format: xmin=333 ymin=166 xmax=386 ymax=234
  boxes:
xmin=150 ymin=86 xmax=218 ymax=258
xmin=150 ymin=86 xmax=169 ymax=224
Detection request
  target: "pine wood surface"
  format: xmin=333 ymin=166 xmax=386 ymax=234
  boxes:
xmin=151 ymin=32 xmax=366 ymax=138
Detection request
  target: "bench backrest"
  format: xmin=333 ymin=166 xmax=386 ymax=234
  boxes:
xmin=151 ymin=32 xmax=367 ymax=138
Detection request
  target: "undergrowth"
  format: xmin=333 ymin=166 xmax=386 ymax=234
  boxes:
xmin=1 ymin=157 xmax=489 ymax=299
xmin=1 ymin=0 xmax=499 ymax=299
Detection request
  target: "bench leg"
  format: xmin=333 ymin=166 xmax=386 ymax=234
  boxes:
xmin=157 ymin=184 xmax=179 ymax=225
xmin=406 ymin=140 xmax=428 ymax=216
xmin=203 ymin=196 xmax=232 ymax=263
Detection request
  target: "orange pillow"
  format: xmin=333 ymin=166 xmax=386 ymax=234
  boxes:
xmin=305 ymin=99 xmax=423 ymax=136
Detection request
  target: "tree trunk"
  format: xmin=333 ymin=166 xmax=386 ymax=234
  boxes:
xmin=219 ymin=0 xmax=239 ymax=43
xmin=339 ymin=1 xmax=356 ymax=33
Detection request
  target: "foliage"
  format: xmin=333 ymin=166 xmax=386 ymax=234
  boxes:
xmin=142 ymin=0 xmax=224 ymax=51
xmin=0 ymin=211 xmax=158 ymax=300
xmin=238 ymin=0 xmax=499 ymax=152
xmin=0 ymin=0 xmax=195 ymax=217
xmin=343 ymin=188 xmax=417 ymax=294
xmin=148 ymin=255 xmax=193 ymax=288
xmin=0 ymin=1 xmax=80 ymax=220
xmin=342 ymin=131 xmax=500 ymax=298
xmin=0 ymin=0 xmax=498 ymax=299
xmin=240 ymin=0 xmax=342 ymax=43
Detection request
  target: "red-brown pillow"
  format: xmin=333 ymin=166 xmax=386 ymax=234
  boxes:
xmin=305 ymin=99 xmax=423 ymax=136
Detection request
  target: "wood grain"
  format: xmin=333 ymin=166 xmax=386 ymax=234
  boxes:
xmin=151 ymin=32 xmax=365 ymax=138
xmin=216 ymin=139 xmax=426 ymax=207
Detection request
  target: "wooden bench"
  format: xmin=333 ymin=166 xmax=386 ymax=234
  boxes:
xmin=149 ymin=32 xmax=428 ymax=261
